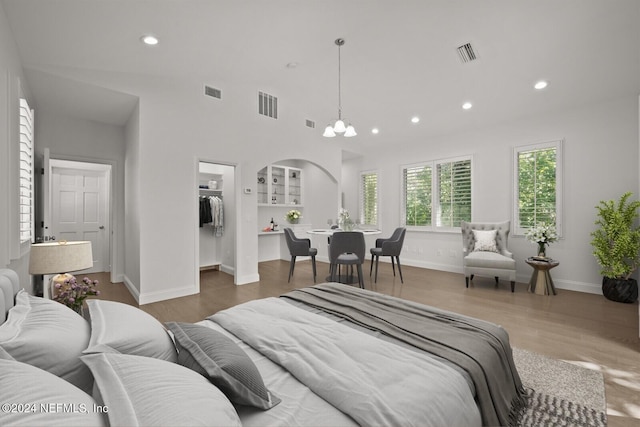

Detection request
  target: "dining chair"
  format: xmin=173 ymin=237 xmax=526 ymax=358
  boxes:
xmin=369 ymin=227 xmax=406 ymax=283
xmin=283 ymin=228 xmax=317 ymax=283
xmin=328 ymin=231 xmax=366 ymax=289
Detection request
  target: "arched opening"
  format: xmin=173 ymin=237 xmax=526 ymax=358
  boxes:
xmin=256 ymin=158 xmax=339 ymax=264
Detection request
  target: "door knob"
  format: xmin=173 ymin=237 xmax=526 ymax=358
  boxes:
xmin=99 ymin=226 xmax=105 ymax=230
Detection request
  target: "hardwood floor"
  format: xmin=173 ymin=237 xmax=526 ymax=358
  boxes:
xmin=87 ymin=259 xmax=640 ymax=426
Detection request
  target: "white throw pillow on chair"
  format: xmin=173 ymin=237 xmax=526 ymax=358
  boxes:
xmin=472 ymin=229 xmax=498 ymax=253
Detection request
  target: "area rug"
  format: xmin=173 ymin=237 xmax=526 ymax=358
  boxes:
xmin=512 ymin=347 xmax=607 ymax=427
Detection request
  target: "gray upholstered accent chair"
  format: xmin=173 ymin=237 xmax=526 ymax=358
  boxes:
xmin=461 ymin=221 xmax=517 ymax=292
xmin=329 ymin=231 xmax=366 ymax=289
xmin=369 ymin=227 xmax=406 ymax=283
xmin=283 ymin=228 xmax=317 ymax=283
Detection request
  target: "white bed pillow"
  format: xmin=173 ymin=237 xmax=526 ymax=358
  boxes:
xmin=166 ymin=321 xmax=281 ymax=410
xmin=84 ymin=299 xmax=177 ymax=362
xmin=472 ymin=229 xmax=499 ymax=253
xmin=82 ymin=352 xmax=241 ymax=427
xmin=0 ymin=290 xmax=93 ymax=394
xmin=0 ymin=358 xmax=106 ymax=426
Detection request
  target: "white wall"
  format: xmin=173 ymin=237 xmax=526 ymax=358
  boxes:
xmin=344 ymin=95 xmax=639 ymax=294
xmin=124 ymin=104 xmax=141 ymax=294
xmin=116 ymin=77 xmax=344 ymax=304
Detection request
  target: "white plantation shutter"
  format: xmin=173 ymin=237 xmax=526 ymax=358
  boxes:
xmin=359 ymin=172 xmax=378 ymax=226
xmin=402 ymin=156 xmax=472 ymax=229
xmin=402 ymin=164 xmax=432 ymax=227
xmin=19 ymin=98 xmax=34 ymax=243
xmin=436 ymin=158 xmax=471 ymax=227
xmin=514 ymin=140 xmax=562 ymax=236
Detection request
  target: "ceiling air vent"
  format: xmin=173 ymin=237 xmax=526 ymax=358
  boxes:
xmin=456 ymin=42 xmax=478 ymax=63
xmin=305 ymin=119 xmax=315 ymax=129
xmin=258 ymin=91 xmax=278 ymax=119
xmin=204 ymin=85 xmax=222 ymax=99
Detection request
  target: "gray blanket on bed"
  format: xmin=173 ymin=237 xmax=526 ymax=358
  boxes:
xmin=281 ymin=283 xmax=526 ymax=427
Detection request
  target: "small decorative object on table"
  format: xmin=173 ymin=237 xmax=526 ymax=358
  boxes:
xmin=52 ymin=276 xmax=99 ymax=315
xmin=338 ymin=208 xmax=355 ymax=231
xmin=525 ymin=223 xmax=558 ymax=257
xmin=285 ymin=209 xmax=302 ymax=224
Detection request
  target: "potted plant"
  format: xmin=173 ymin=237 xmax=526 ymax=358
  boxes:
xmin=590 ymin=192 xmax=640 ymax=303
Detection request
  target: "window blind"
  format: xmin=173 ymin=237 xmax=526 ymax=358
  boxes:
xmin=360 ymin=172 xmax=378 ymax=225
xmin=19 ymin=98 xmax=34 ymax=243
xmin=517 ymin=147 xmax=557 ymax=228
xmin=402 ymin=164 xmax=432 ymax=226
xmin=436 ymin=159 xmax=471 ymax=227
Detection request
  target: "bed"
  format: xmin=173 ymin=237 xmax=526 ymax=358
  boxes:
xmin=0 ymin=269 xmax=526 ymax=427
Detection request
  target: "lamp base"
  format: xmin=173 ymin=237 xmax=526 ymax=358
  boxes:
xmin=50 ymin=273 xmax=74 ymax=299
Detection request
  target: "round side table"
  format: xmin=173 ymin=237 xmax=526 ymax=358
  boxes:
xmin=525 ymin=258 xmax=559 ymax=295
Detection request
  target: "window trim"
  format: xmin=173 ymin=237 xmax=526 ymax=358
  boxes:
xmin=512 ymin=139 xmax=563 ymax=237
xmin=401 ymin=155 xmax=473 ymax=232
xmin=359 ymin=170 xmax=378 ymax=227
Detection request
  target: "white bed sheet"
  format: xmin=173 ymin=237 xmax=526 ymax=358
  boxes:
xmin=197 ymin=319 xmax=358 ymax=427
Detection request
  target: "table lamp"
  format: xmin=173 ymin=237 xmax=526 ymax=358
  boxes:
xmin=28 ymin=241 xmax=93 ymax=296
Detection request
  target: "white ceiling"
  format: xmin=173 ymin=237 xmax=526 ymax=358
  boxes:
xmin=3 ymin=0 xmax=639 ymax=149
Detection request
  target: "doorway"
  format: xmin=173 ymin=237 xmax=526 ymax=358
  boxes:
xmin=42 ymin=157 xmax=111 ymax=276
xmin=197 ymin=161 xmax=236 ymax=289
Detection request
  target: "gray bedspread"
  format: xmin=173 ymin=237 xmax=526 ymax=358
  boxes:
xmin=210 ymin=296 xmax=481 ymax=427
xmin=281 ymin=283 xmax=526 ymax=427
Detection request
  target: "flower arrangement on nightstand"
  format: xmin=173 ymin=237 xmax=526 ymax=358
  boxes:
xmin=525 ymin=223 xmax=558 ymax=258
xmin=52 ymin=276 xmax=100 ymax=314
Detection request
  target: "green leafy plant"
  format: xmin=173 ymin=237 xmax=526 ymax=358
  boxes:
xmin=590 ymin=192 xmax=640 ymax=280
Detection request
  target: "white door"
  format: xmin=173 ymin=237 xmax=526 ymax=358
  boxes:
xmin=50 ymin=162 xmax=110 ymax=273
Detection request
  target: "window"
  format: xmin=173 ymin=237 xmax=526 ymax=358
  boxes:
xmin=513 ymin=140 xmax=563 ymax=236
xmin=19 ymin=98 xmax=34 ymax=243
xmin=359 ymin=171 xmax=378 ymax=226
xmin=403 ymin=164 xmax=432 ymax=227
xmin=436 ymin=159 xmax=472 ymax=228
xmin=402 ymin=156 xmax=471 ymax=229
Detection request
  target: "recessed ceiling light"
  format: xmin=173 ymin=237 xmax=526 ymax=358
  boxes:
xmin=462 ymin=102 xmax=473 ymax=110
xmin=371 ymin=128 xmax=379 ymax=134
xmin=141 ymin=35 xmax=159 ymax=45
xmin=534 ymin=80 xmax=548 ymax=90
xmin=411 ymin=116 xmax=420 ymax=124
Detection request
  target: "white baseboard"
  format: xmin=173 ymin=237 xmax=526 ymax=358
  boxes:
xmin=235 ymin=273 xmax=260 ymax=285
xmin=138 ymin=284 xmax=199 ymax=305
xmin=123 ymin=274 xmax=200 ymax=305
xmin=122 ymin=274 xmax=141 ymax=303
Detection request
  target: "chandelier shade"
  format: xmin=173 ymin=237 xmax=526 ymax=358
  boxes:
xmin=324 ymin=38 xmax=356 ymax=138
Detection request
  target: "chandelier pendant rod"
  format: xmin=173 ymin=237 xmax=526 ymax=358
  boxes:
xmin=323 ymin=37 xmax=355 ymax=138
xmin=337 ymin=38 xmax=342 ymax=120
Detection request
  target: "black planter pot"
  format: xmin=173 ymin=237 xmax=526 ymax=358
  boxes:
xmin=602 ymin=277 xmax=639 ymax=303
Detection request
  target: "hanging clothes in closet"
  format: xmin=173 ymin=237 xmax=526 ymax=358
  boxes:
xmin=199 ymin=195 xmax=224 ymax=237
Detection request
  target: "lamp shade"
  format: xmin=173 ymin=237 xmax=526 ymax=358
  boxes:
xmin=323 ymin=125 xmax=336 ymax=137
xmin=29 ymin=241 xmax=93 ymax=275
xmin=333 ymin=119 xmax=346 ymax=133
xmin=344 ymin=124 xmax=357 ymax=137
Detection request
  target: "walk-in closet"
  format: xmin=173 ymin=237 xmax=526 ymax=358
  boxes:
xmin=198 ymin=162 xmax=235 ymax=283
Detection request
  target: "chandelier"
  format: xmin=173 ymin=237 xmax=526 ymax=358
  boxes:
xmin=323 ymin=38 xmax=357 ymax=138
